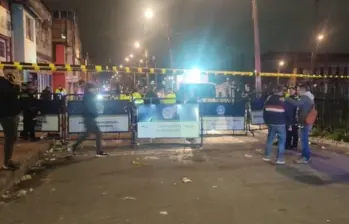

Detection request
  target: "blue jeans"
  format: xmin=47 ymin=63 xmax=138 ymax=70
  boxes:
xmin=300 ymin=125 xmax=311 ymax=160
xmin=265 ymin=124 xmax=286 ymax=160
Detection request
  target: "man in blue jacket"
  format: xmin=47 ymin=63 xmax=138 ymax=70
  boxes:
xmin=286 ymin=83 xmax=314 ymax=163
xmin=263 ymin=85 xmax=291 ymax=164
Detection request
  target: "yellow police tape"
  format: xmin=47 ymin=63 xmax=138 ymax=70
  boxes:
xmin=0 ymin=61 xmax=348 ymax=79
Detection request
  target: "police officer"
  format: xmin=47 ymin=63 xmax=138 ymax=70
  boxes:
xmin=164 ymin=88 xmax=176 ymax=104
xmin=20 ymin=81 xmax=39 ymax=141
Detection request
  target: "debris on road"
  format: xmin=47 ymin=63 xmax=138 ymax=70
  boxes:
xmin=255 ymin=149 xmax=263 ymax=153
xmin=182 ymin=177 xmax=192 ymax=183
xmin=159 ymin=211 xmax=168 ymax=215
xmin=244 ymin=154 xmax=253 ymax=158
xmin=132 ymin=160 xmax=143 ymax=166
xmin=121 ymin=197 xmax=137 ymax=200
xmin=143 ymin=156 xmax=160 ymax=160
xmin=321 ymin=146 xmax=326 ymax=149
xmin=20 ymin=174 xmax=32 ymax=181
xmin=212 ymin=186 xmax=218 ymax=188
xmin=16 ymin=189 xmax=27 ymax=197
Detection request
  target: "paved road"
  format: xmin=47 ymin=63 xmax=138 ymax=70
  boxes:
xmin=1 ymin=136 xmax=349 ymax=224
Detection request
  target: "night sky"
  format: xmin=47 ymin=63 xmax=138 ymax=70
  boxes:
xmin=46 ymin=0 xmax=349 ymax=70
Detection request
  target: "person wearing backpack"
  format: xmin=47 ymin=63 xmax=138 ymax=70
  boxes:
xmin=286 ymin=83 xmax=315 ymax=164
xmin=0 ymin=73 xmax=21 ymax=170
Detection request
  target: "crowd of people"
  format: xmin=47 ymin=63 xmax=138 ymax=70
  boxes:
xmin=263 ymin=83 xmax=316 ymax=165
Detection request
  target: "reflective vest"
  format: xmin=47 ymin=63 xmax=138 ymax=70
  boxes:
xmin=120 ymin=94 xmax=131 ymax=101
xmin=163 ymin=93 xmax=176 ymax=104
xmin=55 ymin=88 xmax=66 ymax=95
xmin=132 ymin=92 xmax=143 ymax=104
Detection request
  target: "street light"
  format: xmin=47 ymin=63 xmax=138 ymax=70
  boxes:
xmin=317 ymin=33 xmax=324 ymax=42
xmin=125 ymin=57 xmax=129 ymax=62
xmin=119 ymin=64 xmax=123 ymax=68
xmin=277 ymin=60 xmax=285 ymax=84
xmin=134 ymin=41 xmax=140 ymax=48
xmin=144 ymin=8 xmax=154 ymax=19
xmin=139 ymin=59 xmax=144 ymax=64
xmin=129 ymin=54 xmax=134 ymax=58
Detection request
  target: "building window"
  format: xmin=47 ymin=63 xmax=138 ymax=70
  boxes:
xmin=0 ymin=39 xmax=6 ymax=58
xmin=25 ymin=15 xmax=34 ymax=41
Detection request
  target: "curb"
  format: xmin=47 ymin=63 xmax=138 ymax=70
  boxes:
xmin=0 ymin=143 xmax=51 ymax=195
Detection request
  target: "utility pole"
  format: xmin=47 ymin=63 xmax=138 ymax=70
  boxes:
xmin=252 ymin=0 xmax=262 ymax=93
xmin=310 ymin=0 xmax=320 ymax=73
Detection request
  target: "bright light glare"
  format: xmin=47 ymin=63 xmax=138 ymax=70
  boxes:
xmin=134 ymin=42 xmax=140 ymax=48
xmin=184 ymin=68 xmax=201 ymax=83
xmin=278 ymin=60 xmax=285 ymax=67
xmin=139 ymin=59 xmax=144 ymax=63
xmin=125 ymin=57 xmax=129 ymax=62
xmin=130 ymin=54 xmax=134 ymax=58
xmin=317 ymin=34 xmax=324 ymax=41
xmin=97 ymin=94 xmax=103 ymax=100
xmin=120 ymin=64 xmax=123 ymax=68
xmin=144 ymin=8 xmax=154 ymax=19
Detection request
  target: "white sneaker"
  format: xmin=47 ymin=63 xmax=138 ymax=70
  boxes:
xmin=263 ymin=157 xmax=271 ymax=162
xmin=276 ymin=160 xmax=285 ymax=165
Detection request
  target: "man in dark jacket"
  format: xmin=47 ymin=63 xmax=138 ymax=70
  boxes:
xmin=263 ymin=85 xmax=291 ymax=164
xmin=20 ymin=81 xmax=40 ymax=141
xmin=285 ymin=87 xmax=299 ymax=150
xmin=0 ymin=73 xmax=21 ymax=170
xmin=70 ymin=83 xmax=108 ymax=157
xmin=286 ymin=83 xmax=314 ymax=164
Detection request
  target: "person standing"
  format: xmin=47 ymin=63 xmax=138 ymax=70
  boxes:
xmin=70 ymin=83 xmax=108 ymax=157
xmin=0 ymin=73 xmax=21 ymax=170
xmin=20 ymin=82 xmax=40 ymax=141
xmin=263 ymin=85 xmax=291 ymax=164
xmin=285 ymin=87 xmax=299 ymax=151
xmin=286 ymin=83 xmax=315 ymax=163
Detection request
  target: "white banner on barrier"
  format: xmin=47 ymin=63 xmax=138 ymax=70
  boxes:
xmin=68 ymin=115 xmax=129 ymax=133
xmin=138 ymin=121 xmax=199 ymax=138
xmin=201 ymin=117 xmax=245 ymax=131
xmin=0 ymin=115 xmax=59 ymax=132
xmin=251 ymin=111 xmax=264 ymax=125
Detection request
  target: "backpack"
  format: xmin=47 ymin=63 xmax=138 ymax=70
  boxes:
xmin=305 ymin=104 xmax=318 ymax=125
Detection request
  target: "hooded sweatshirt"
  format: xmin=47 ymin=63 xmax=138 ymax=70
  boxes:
xmin=287 ymin=91 xmax=314 ymax=126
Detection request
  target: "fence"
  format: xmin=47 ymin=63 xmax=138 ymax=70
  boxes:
xmin=1 ymin=93 xmax=345 ymax=147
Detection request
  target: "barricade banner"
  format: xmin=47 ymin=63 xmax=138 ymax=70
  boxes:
xmin=250 ymin=98 xmax=265 ymax=125
xmin=67 ymin=100 xmax=130 ymax=133
xmin=199 ymin=101 xmax=246 ymax=130
xmin=0 ymin=115 xmax=59 ymax=132
xmin=137 ymin=104 xmax=200 ymax=138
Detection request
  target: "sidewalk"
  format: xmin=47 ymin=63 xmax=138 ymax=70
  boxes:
xmin=255 ymin=129 xmax=349 ymax=154
xmin=0 ymin=140 xmax=51 ymax=195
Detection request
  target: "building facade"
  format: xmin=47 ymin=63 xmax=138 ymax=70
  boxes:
xmin=0 ymin=0 xmax=11 ymax=62
xmin=11 ymin=0 xmax=52 ymax=90
xmin=51 ymin=10 xmax=83 ymax=94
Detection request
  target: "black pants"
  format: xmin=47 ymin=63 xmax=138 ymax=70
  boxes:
xmin=0 ymin=117 xmax=18 ymax=166
xmin=23 ymin=116 xmax=37 ymax=140
xmin=73 ymin=117 xmax=102 ymax=153
xmin=286 ymin=124 xmax=299 ymax=150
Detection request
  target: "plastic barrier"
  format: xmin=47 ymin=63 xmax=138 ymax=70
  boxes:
xmin=199 ymin=100 xmax=247 ymax=135
xmin=67 ymin=100 xmax=131 ymax=133
xmin=136 ymin=102 xmax=203 ymax=146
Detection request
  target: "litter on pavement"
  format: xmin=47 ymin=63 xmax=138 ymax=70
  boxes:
xmin=182 ymin=177 xmax=192 ymax=183
xmin=121 ymin=197 xmax=137 ymax=200
xmin=159 ymin=211 xmax=168 ymax=215
xmin=244 ymin=154 xmax=253 ymax=158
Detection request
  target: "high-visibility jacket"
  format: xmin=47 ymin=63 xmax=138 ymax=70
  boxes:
xmin=132 ymin=92 xmax=143 ymax=104
xmin=163 ymin=93 xmax=176 ymax=104
xmin=55 ymin=88 xmax=66 ymax=95
xmin=119 ymin=94 xmax=131 ymax=101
